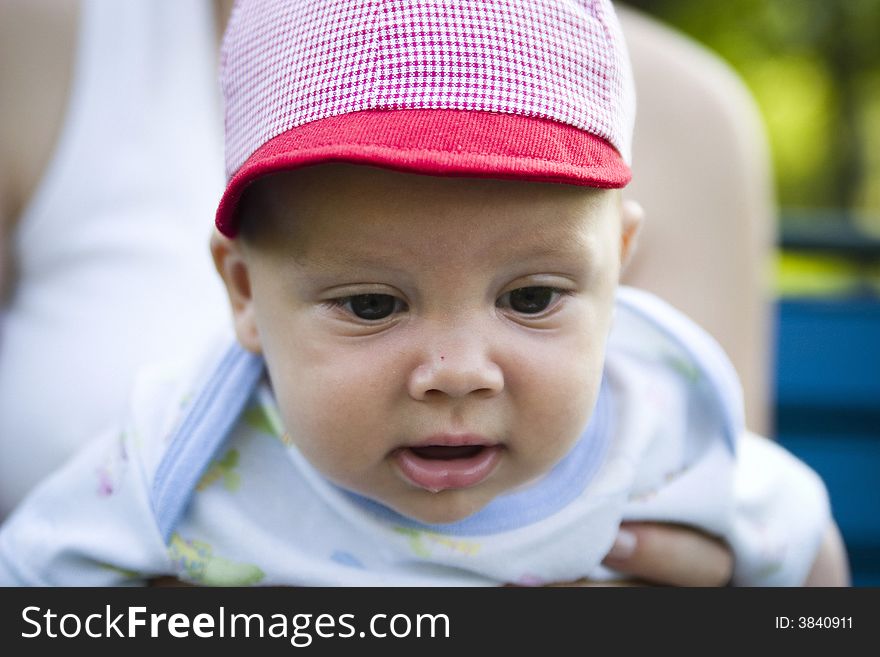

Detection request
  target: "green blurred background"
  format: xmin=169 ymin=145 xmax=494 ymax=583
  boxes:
xmin=621 ymin=0 xmax=880 ymax=586
xmin=622 ymin=0 xmax=880 ymax=235
xmin=624 ymin=0 xmax=880 ymax=298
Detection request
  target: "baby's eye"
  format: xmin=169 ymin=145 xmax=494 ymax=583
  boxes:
xmin=496 ymin=287 xmax=560 ymax=314
xmin=340 ymin=294 xmax=407 ymax=320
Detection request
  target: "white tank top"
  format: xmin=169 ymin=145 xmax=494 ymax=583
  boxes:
xmin=0 ymin=0 xmax=229 ymax=518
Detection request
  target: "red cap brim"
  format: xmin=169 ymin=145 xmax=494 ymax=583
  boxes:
xmin=216 ymin=109 xmax=630 ymax=237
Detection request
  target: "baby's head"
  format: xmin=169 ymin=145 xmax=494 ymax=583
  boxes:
xmin=211 ymin=0 xmax=640 ymax=524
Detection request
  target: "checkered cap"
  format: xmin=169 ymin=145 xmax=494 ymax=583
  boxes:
xmin=216 ymin=0 xmax=635 ymax=236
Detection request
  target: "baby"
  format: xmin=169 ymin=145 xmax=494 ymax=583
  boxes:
xmin=0 ymin=0 xmax=835 ymax=586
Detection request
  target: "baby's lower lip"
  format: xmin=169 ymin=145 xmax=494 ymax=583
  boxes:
xmin=394 ymin=445 xmax=503 ymax=492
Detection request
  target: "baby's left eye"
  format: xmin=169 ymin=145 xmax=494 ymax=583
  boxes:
xmin=338 ymin=294 xmax=407 ymax=321
xmin=496 ymin=287 xmax=561 ymax=314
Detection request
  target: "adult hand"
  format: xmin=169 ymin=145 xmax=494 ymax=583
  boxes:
xmin=507 ymin=522 xmax=734 ymax=587
xmin=598 ymin=521 xmax=733 ymax=586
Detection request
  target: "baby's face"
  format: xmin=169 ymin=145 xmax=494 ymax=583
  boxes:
xmin=221 ymin=163 xmax=629 ymax=524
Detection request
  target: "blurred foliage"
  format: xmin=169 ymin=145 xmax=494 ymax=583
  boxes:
xmin=620 ymin=0 xmax=880 ymax=232
xmin=777 ymin=251 xmax=880 ymax=296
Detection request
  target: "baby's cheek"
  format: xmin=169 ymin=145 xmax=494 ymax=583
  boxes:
xmin=524 ymin=343 xmax=601 ymax=438
xmin=277 ymin=373 xmax=386 ymax=466
xmin=532 ymin=325 xmax=601 ymax=385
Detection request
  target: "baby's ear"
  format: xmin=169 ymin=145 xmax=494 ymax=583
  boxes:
xmin=619 ymin=198 xmax=644 ymax=273
xmin=210 ymin=230 xmax=262 ymax=353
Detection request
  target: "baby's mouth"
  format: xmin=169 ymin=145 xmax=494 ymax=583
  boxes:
xmin=408 ymin=445 xmax=486 ymax=460
xmin=395 ymin=443 xmax=503 ymax=492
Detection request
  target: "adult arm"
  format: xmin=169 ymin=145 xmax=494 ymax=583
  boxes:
xmin=0 ymin=0 xmax=77 ymax=303
xmin=803 ymin=522 xmax=851 ymax=586
xmin=600 ymin=522 xmax=733 ymax=586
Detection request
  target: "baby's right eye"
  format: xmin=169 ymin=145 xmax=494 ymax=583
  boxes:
xmin=337 ymin=294 xmax=407 ymax=321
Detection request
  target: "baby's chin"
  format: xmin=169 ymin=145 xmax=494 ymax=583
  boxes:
xmin=383 ymin=485 xmax=502 ymax=526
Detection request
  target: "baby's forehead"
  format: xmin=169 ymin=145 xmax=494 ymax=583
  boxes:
xmin=240 ymin=166 xmax=623 ymax=281
xmin=244 ymin=163 xmax=618 ymax=244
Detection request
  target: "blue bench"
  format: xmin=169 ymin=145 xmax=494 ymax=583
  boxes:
xmin=775 ymin=298 xmax=880 ymax=586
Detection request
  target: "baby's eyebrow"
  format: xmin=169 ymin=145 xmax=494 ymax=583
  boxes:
xmin=293 ymin=251 xmax=413 ymax=277
xmin=288 ymin=223 xmax=597 ymax=276
xmin=304 ymin=243 xmax=591 ymax=271
xmin=487 ymin=236 xmax=596 ymax=266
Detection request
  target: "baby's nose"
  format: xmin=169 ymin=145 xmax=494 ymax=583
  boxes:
xmin=407 ymin=342 xmax=504 ymax=401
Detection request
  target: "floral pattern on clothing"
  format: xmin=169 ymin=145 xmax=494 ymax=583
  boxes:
xmin=168 ymin=533 xmax=264 ymax=586
xmin=394 ymin=527 xmax=481 ymax=558
xmin=196 ymin=449 xmax=241 ymax=492
xmin=95 ymin=430 xmax=130 ymax=497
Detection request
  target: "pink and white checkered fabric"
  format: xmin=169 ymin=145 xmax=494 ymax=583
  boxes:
xmin=220 ymin=0 xmax=635 ymax=180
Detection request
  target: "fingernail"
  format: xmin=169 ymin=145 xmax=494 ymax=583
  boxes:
xmin=607 ymin=528 xmax=637 ymax=560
